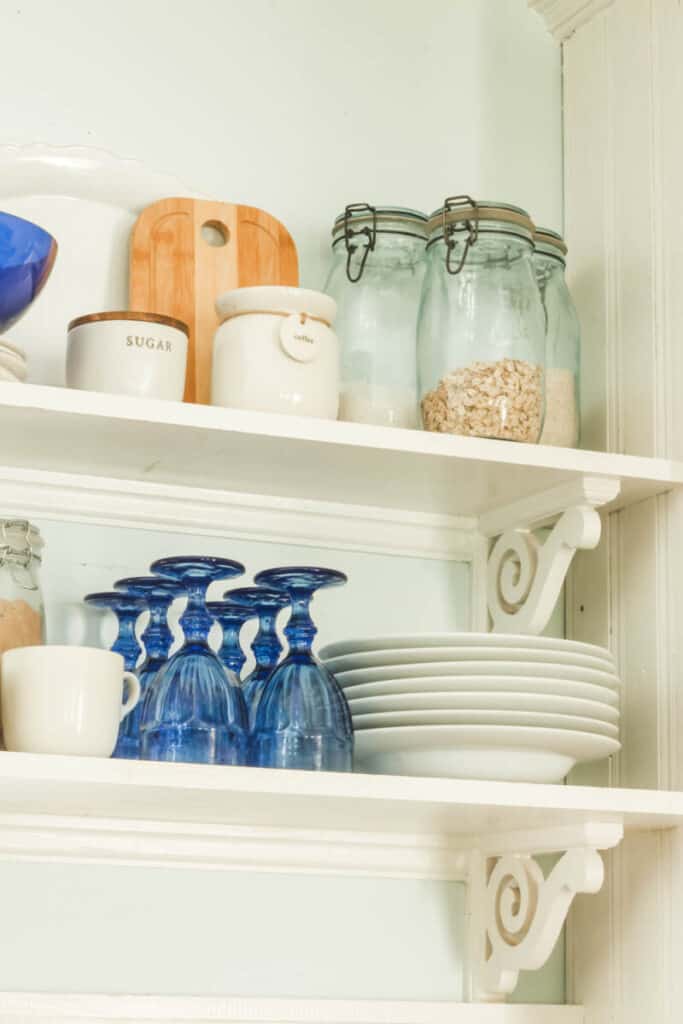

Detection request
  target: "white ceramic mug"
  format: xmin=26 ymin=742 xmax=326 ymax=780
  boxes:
xmin=1 ymin=645 xmax=141 ymax=757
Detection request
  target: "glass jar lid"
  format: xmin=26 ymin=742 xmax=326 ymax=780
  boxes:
xmin=534 ymin=227 xmax=568 ymax=263
xmin=332 ymin=204 xmax=428 ymax=283
xmin=426 ymin=196 xmax=536 ymax=274
xmin=332 ymin=205 xmax=429 ymax=241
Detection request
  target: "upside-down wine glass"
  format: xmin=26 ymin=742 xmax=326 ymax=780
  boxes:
xmin=205 ymin=598 xmax=257 ymax=676
xmin=139 ymin=556 xmax=248 ymax=765
xmin=224 ymin=585 xmax=290 ymax=727
xmin=250 ymin=567 xmax=352 ymax=772
xmin=84 ymin=591 xmax=145 ymax=671
xmin=113 ymin=576 xmax=184 ymax=760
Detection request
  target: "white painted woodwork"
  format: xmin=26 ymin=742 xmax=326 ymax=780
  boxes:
xmin=563 ymin=0 xmax=683 ymax=1020
xmin=528 ymin=0 xmax=614 ymax=40
xmin=0 ymin=992 xmax=585 ymax=1024
xmin=0 ymin=752 xmax=674 ymax=877
xmin=0 ymin=385 xmax=679 ymax=523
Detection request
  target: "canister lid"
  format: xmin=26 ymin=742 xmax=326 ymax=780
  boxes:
xmin=216 ymin=286 xmax=337 ymax=326
xmin=534 ymin=227 xmax=568 ymax=257
xmin=68 ymin=311 xmax=189 ymax=334
xmin=332 ymin=205 xmax=429 ymax=240
xmin=428 ymin=200 xmax=535 ymax=237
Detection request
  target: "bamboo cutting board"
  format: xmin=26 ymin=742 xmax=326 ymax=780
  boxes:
xmin=129 ymin=198 xmax=298 ymax=403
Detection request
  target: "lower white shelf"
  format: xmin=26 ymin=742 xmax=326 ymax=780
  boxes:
xmin=0 ymin=751 xmax=679 ymax=877
xmin=0 ymin=994 xmax=582 ymax=1024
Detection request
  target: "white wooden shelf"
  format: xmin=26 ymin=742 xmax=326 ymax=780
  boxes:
xmin=0 ymin=751 xmax=679 ymax=877
xmin=0 ymin=992 xmax=584 ymax=1024
xmin=0 ymin=383 xmax=680 ymax=520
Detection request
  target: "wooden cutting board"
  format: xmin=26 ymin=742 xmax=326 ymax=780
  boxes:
xmin=129 ymin=198 xmax=298 ymax=403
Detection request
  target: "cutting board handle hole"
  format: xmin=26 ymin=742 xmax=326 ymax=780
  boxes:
xmin=201 ymin=220 xmax=230 ymax=247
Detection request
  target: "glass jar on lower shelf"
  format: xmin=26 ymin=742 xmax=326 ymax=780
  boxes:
xmin=324 ymin=205 xmax=427 ymax=429
xmin=533 ymin=228 xmax=581 ymax=448
xmin=417 ymin=198 xmax=546 ymax=443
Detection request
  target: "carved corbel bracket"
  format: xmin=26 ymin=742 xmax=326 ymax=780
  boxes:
xmin=480 ymin=477 xmax=620 ymax=635
xmin=469 ymin=822 xmax=623 ymax=1001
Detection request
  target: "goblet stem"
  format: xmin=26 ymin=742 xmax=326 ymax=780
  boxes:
xmin=252 ymin=610 xmax=282 ymax=670
xmin=284 ymin=590 xmax=316 ymax=656
xmin=112 ymin=611 xmax=142 ymax=670
xmin=142 ymin=596 xmax=175 ymax=662
xmin=219 ymin=617 xmax=248 ymax=675
xmin=180 ymin=582 xmax=213 ymax=644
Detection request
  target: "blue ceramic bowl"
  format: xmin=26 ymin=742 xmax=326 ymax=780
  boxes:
xmin=0 ymin=211 xmax=57 ymax=332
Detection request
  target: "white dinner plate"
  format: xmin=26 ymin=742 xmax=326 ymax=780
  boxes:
xmin=325 ymin=645 xmax=615 ymax=674
xmin=320 ymin=633 xmax=615 ymax=664
xmin=335 ymin=660 xmax=620 ymax=687
xmin=0 ymin=144 xmax=197 ymax=385
xmin=353 ymin=725 xmax=620 ymax=782
xmin=346 ymin=690 xmax=620 ymax=722
xmin=342 ymin=674 xmax=620 ymax=705
xmin=351 ymin=708 xmax=618 ymax=737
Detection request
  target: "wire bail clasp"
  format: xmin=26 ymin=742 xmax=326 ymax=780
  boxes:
xmin=343 ymin=203 xmax=377 ymax=283
xmin=442 ymin=195 xmax=479 ymax=275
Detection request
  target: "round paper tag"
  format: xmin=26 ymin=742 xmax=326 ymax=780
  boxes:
xmin=280 ymin=314 xmax=324 ymax=363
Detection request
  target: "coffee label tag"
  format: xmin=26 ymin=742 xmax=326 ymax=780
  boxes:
xmin=280 ymin=314 xmax=324 ymax=363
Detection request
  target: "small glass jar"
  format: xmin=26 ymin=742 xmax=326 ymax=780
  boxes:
xmin=324 ymin=205 xmax=428 ymax=429
xmin=533 ymin=228 xmax=581 ymax=448
xmin=0 ymin=519 xmax=44 ymax=656
xmin=418 ymin=197 xmax=545 ymax=443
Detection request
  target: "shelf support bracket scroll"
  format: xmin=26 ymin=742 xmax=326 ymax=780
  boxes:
xmin=480 ymin=476 xmax=621 ymax=635
xmin=469 ymin=822 xmax=623 ymax=1002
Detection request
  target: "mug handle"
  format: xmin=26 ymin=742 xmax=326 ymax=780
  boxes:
xmin=121 ymin=672 xmax=141 ymax=720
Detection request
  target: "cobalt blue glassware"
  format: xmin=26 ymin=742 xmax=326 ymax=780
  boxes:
xmin=139 ymin=556 xmax=249 ymax=765
xmin=83 ymin=591 xmax=145 ymax=671
xmin=205 ymin=599 xmax=256 ymax=676
xmin=113 ymin=576 xmax=184 ymax=760
xmin=224 ymin=585 xmax=290 ymax=727
xmin=0 ymin=211 xmax=58 ymax=332
xmin=250 ymin=567 xmax=353 ymax=772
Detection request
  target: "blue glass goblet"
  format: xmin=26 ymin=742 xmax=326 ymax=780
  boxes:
xmin=205 ymin=599 xmax=256 ymax=676
xmin=250 ymin=567 xmax=352 ymax=772
xmin=83 ymin=591 xmax=145 ymax=671
xmin=113 ymin=576 xmax=184 ymax=760
xmin=140 ymin=556 xmax=248 ymax=765
xmin=224 ymin=586 xmax=290 ymax=727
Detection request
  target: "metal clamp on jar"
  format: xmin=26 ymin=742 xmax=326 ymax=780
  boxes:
xmin=418 ymin=197 xmax=546 ymax=443
xmin=0 ymin=518 xmax=44 ymax=656
xmin=324 ymin=204 xmax=428 ymax=429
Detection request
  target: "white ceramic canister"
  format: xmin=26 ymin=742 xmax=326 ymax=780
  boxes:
xmin=213 ymin=286 xmax=339 ymax=418
xmin=66 ymin=311 xmax=189 ymax=401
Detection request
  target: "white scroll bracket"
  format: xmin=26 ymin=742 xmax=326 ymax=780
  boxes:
xmin=479 ymin=476 xmax=621 ymax=636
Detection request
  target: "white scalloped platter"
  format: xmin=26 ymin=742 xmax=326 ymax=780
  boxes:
xmin=0 ymin=144 xmax=198 ymax=385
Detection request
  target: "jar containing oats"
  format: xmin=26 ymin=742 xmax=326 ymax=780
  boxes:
xmin=418 ymin=198 xmax=545 ymax=442
xmin=533 ymin=228 xmax=581 ymax=448
xmin=0 ymin=521 xmax=45 ymax=660
xmin=324 ymin=205 xmax=428 ymax=429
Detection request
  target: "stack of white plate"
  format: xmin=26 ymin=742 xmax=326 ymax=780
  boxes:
xmin=319 ymin=633 xmax=621 ymax=783
xmin=0 ymin=340 xmax=27 ymax=383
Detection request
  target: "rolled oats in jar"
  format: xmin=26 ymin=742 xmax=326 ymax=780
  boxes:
xmin=417 ymin=198 xmax=546 ymax=442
